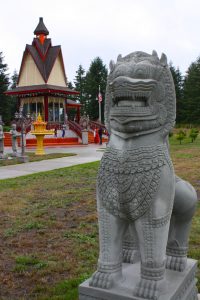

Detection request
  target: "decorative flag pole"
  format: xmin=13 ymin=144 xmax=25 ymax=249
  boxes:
xmin=98 ymin=85 xmax=103 ymax=123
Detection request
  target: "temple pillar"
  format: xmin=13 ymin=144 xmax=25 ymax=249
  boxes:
xmin=44 ymin=95 xmax=48 ymax=122
xmin=64 ymin=99 xmax=67 ymax=124
xmin=77 ymin=106 xmax=80 ymax=123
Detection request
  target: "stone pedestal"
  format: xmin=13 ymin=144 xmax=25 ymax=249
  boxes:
xmin=11 ymin=152 xmax=19 ymax=158
xmin=79 ymin=259 xmax=198 ymax=300
xmin=17 ymin=155 xmax=29 ymax=163
xmin=82 ymin=130 xmax=88 ymax=145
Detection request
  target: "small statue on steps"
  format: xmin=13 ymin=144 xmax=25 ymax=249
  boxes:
xmin=10 ymin=124 xmax=19 ymax=156
xmin=0 ymin=125 xmax=5 ymax=159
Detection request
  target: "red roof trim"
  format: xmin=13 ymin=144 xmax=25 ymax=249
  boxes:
xmin=5 ymin=88 xmax=79 ymax=96
xmin=33 ymin=38 xmax=52 ymax=61
xmin=48 ymin=88 xmax=79 ymax=95
xmin=67 ymin=103 xmax=82 ymax=107
xmin=34 ymin=41 xmax=45 ymax=61
xmin=34 ymin=44 xmax=43 ymax=61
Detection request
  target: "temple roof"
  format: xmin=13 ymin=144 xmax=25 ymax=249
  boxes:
xmin=25 ymin=41 xmax=62 ymax=82
xmin=18 ymin=41 xmax=65 ymax=83
xmin=5 ymin=84 xmax=79 ymax=97
xmin=34 ymin=17 xmax=49 ymax=36
xmin=17 ymin=18 xmax=67 ymax=85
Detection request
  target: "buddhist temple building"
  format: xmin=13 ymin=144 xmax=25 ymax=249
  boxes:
xmin=6 ymin=17 xmax=81 ymax=126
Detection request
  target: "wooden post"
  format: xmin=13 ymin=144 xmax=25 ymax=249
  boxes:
xmin=77 ymin=106 xmax=80 ymax=123
xmin=44 ymin=95 xmax=48 ymax=122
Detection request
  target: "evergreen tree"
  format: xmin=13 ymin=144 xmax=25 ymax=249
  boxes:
xmin=10 ymin=69 xmax=19 ymax=117
xmin=0 ymin=52 xmax=10 ymax=124
xmin=66 ymin=80 xmax=79 ymax=120
xmin=67 ymin=81 xmax=74 ymax=89
xmin=169 ymin=63 xmax=183 ymax=124
xmin=84 ymin=57 xmax=107 ymax=122
xmin=183 ymin=57 xmax=200 ymax=124
xmin=74 ymin=65 xmax=86 ymax=114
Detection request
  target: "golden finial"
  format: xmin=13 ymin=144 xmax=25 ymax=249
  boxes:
xmin=37 ymin=113 xmax=43 ymax=122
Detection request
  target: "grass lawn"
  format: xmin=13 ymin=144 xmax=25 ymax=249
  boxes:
xmin=0 ymin=152 xmax=76 ymax=166
xmin=0 ymin=136 xmax=200 ymax=299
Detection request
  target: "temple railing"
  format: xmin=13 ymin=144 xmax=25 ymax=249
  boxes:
xmin=68 ymin=120 xmax=82 ymax=139
xmin=89 ymin=120 xmax=107 ymax=131
xmin=46 ymin=122 xmax=63 ymax=130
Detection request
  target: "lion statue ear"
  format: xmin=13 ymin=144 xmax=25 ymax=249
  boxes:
xmin=109 ymin=60 xmax=115 ymax=73
xmin=117 ymin=54 xmax=123 ymax=62
xmin=160 ymin=53 xmax=168 ymax=66
xmin=152 ymin=50 xmax=159 ymax=59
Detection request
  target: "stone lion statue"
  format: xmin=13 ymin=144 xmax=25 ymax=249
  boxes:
xmin=89 ymin=51 xmax=197 ymax=299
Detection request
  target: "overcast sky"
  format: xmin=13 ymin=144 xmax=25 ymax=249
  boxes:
xmin=1 ymin=0 xmax=200 ymax=83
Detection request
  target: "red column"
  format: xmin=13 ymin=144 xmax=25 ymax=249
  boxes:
xmin=65 ymin=98 xmax=68 ymax=114
xmin=44 ymin=95 xmax=48 ymax=122
xmin=77 ymin=106 xmax=80 ymax=123
xmin=17 ymin=97 xmax=21 ymax=110
xmin=64 ymin=98 xmax=67 ymax=122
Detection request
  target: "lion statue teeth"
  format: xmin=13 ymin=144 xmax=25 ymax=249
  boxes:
xmin=88 ymin=51 xmax=197 ymax=300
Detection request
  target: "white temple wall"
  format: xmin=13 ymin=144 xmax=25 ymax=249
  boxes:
xmin=18 ymin=53 xmax=45 ymax=86
xmin=47 ymin=54 xmax=66 ymax=87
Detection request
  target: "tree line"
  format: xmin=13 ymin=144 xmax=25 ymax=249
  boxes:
xmin=1 ymin=49 xmax=200 ymax=125
xmin=169 ymin=58 xmax=200 ymax=125
xmin=68 ymin=57 xmax=107 ymax=122
xmin=0 ymin=52 xmax=18 ymax=125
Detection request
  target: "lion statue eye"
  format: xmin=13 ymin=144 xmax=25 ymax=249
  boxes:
xmin=134 ymin=65 xmax=149 ymax=78
xmin=114 ymin=66 xmax=127 ymax=78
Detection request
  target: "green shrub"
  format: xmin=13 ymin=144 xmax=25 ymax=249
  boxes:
xmin=176 ymin=129 xmax=186 ymax=144
xmin=189 ymin=128 xmax=199 ymax=143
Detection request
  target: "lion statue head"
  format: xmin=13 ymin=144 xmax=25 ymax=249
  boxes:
xmin=105 ymin=51 xmax=176 ymax=139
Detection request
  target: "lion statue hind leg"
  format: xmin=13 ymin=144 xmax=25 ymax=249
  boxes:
xmin=166 ymin=177 xmax=197 ymax=272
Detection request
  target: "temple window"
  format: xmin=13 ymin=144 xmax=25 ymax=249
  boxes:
xmin=48 ymin=98 xmax=64 ymax=123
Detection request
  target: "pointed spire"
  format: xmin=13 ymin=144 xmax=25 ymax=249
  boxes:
xmin=34 ymin=17 xmax=49 ymax=36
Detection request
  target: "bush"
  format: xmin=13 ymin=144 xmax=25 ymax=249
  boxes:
xmin=176 ymin=130 xmax=186 ymax=144
xmin=189 ymin=128 xmax=199 ymax=143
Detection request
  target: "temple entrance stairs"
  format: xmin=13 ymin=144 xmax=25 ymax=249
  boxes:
xmin=4 ymin=130 xmax=79 ymax=147
xmin=4 ymin=120 xmax=108 ymax=147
